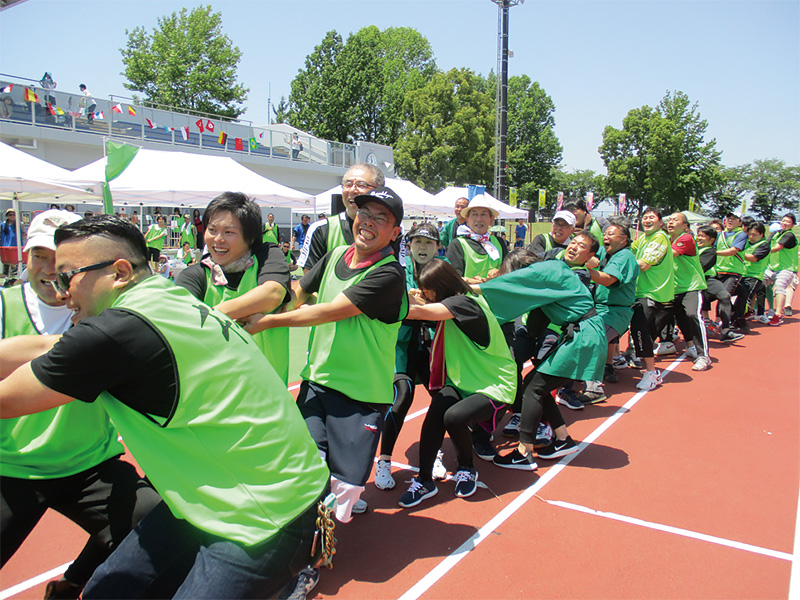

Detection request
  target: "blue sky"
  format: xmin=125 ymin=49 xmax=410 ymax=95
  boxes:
xmin=1 ymin=0 xmax=797 ymax=174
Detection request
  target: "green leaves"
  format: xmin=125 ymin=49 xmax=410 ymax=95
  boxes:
xmin=120 ymin=5 xmax=248 ymax=119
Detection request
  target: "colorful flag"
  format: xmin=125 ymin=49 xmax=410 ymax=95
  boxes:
xmin=218 ymin=131 xmax=227 ymax=145
xmin=94 ymin=111 xmax=105 ymax=120
xmin=55 ymin=106 xmax=65 ymax=115
xmin=509 ymin=187 xmax=518 ymax=207
xmin=112 ymin=104 xmax=123 ymax=114
xmin=206 ymin=120 xmax=215 ymax=133
xmin=249 ymin=137 xmax=257 ymax=150
xmin=234 ymin=137 xmax=243 ymax=151
xmin=146 ymin=118 xmax=156 ymax=129
xmin=688 ymin=197 xmax=696 ymax=212
xmin=46 ymin=103 xmax=56 ymax=116
xmin=181 ymin=126 xmax=189 ymax=140
xmin=103 ymin=141 xmax=139 ymax=215
xmin=740 ymin=197 xmax=747 ymax=217
xmin=24 ymin=87 xmax=38 ymax=103
xmin=538 ymin=189 xmax=546 ymax=209
xmin=195 ymin=119 xmax=204 ymax=132
xmin=586 ymin=192 xmax=594 ymax=211
xmin=618 ymin=193 xmax=627 ymax=213
xmin=556 ymin=191 xmax=564 ymax=211
xmin=0 ymin=84 xmax=13 ymax=94
xmin=128 ymin=106 xmax=136 ymax=116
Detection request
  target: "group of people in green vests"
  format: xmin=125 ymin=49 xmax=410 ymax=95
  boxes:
xmin=0 ymin=159 xmax=796 ymax=599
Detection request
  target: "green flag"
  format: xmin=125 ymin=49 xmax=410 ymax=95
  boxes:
xmin=103 ymin=141 xmax=139 ymax=214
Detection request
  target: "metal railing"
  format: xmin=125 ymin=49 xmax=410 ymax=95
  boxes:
xmin=0 ymin=74 xmax=357 ymax=168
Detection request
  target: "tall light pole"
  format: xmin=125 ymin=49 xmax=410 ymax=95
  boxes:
xmin=491 ymin=0 xmax=523 ymax=204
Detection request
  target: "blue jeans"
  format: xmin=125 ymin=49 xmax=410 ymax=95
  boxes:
xmin=83 ymin=497 xmax=320 ymax=599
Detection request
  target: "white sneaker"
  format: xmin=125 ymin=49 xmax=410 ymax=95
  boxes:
xmin=756 ymin=314 xmax=771 ymax=324
xmin=654 ymin=341 xmax=677 ymax=356
xmin=432 ymin=450 xmax=447 ymax=480
xmin=636 ymin=370 xmax=663 ymax=391
xmin=692 ymin=356 xmax=711 ymax=371
xmin=374 ymin=459 xmax=395 ymax=490
xmin=685 ymin=345 xmax=699 ymax=360
xmin=351 ymin=498 xmax=368 ymax=514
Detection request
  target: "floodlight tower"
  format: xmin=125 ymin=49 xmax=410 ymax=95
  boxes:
xmin=491 ymin=0 xmax=523 ymax=204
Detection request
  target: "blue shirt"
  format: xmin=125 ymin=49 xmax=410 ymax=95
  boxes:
xmin=1 ymin=221 xmax=17 ymax=247
xmin=293 ymin=223 xmax=309 ymax=248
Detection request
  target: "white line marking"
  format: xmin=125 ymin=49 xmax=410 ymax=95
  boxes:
xmin=0 ymin=562 xmax=71 ymax=600
xmin=789 ymin=479 xmax=800 ymax=598
xmin=547 ymin=499 xmax=792 ymax=562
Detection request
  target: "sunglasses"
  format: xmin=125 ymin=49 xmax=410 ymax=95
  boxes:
xmin=51 ymin=260 xmax=116 ymax=293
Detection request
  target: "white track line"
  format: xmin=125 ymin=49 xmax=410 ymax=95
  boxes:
xmin=0 ymin=562 xmax=71 ymax=600
xmin=547 ymin=499 xmax=792 ymax=561
xmin=789 ymin=482 xmax=800 ymax=598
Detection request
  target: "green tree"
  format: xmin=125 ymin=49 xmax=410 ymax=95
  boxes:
xmin=743 ymin=159 xmax=800 ymax=221
xmin=120 ymin=5 xmax=248 ymax=119
xmin=272 ymin=97 xmax=290 ymax=124
xmin=599 ymin=91 xmax=723 ymax=217
xmin=705 ymin=165 xmax=748 ymax=218
xmin=550 ymin=169 xmax=606 ymax=206
xmin=395 ymin=68 xmax=494 ymax=192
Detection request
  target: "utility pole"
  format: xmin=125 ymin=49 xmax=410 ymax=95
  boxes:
xmin=491 ymin=0 xmax=523 ymax=204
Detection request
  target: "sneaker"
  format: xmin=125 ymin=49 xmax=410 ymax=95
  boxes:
xmin=473 ymin=438 xmax=496 ymax=461
xmin=493 ymin=448 xmax=538 ymax=470
xmin=720 ymin=330 xmax=746 ymax=342
xmin=627 ymin=354 xmax=644 ymax=369
xmin=398 ymin=478 xmax=438 ymax=508
xmin=556 ymin=388 xmax=584 ymax=410
xmin=534 ymin=421 xmax=553 ymax=448
xmin=768 ymin=315 xmax=784 ymax=326
xmin=692 ymin=355 xmax=711 ymax=371
xmin=351 ymin=498 xmax=368 ymax=514
xmin=611 ymin=355 xmax=628 ymax=370
xmin=636 ymin=370 xmax=663 ymax=391
xmin=432 ymin=449 xmax=447 ymax=480
xmin=685 ymin=345 xmax=699 ymax=360
xmin=755 ymin=314 xmax=771 ymax=324
xmin=286 ymin=567 xmax=319 ymax=600
xmin=654 ymin=341 xmax=677 ymax=356
xmin=453 ymin=467 xmax=479 ymax=498
xmin=580 ymin=390 xmax=606 ymax=405
xmin=502 ymin=412 xmax=521 ymax=437
xmin=744 ymin=309 xmax=754 ymax=320
xmin=785 ymin=306 xmax=793 ymax=316
xmin=704 ymin=318 xmax=720 ymax=335
xmin=374 ymin=459 xmax=395 ymax=490
xmin=603 ymin=364 xmax=618 ymax=383
xmin=537 ymin=436 xmax=579 ymax=460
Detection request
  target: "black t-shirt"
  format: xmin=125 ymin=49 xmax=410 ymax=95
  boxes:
xmin=446 ymin=236 xmax=508 ymax=277
xmin=748 ymin=240 xmax=771 ymax=261
xmin=441 ymin=295 xmax=490 ymax=348
xmin=527 ymin=233 xmax=567 ymax=256
xmin=174 ymin=242 xmax=290 ymax=304
xmin=299 ymin=250 xmax=406 ymax=323
xmin=772 ymin=230 xmax=798 ymax=250
xmin=699 ymin=247 xmax=717 ymax=273
xmin=300 ymin=213 xmax=355 ymax=271
xmin=31 ymin=309 xmax=178 ymax=421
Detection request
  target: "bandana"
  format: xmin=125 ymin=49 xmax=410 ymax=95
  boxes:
xmin=457 ymin=224 xmax=500 ymax=261
xmin=201 ymin=253 xmax=254 ymax=287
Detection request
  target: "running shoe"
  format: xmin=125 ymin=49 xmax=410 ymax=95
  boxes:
xmin=556 ymin=388 xmax=584 ymax=410
xmin=537 ymin=436 xmax=579 ymax=460
xmin=784 ymin=306 xmax=793 ymax=316
xmin=685 ymin=345 xmax=699 ymax=360
xmin=611 ymin=355 xmax=628 ymax=370
xmin=432 ymin=449 xmax=448 ymax=480
xmin=473 ymin=438 xmax=496 ymax=461
xmin=534 ymin=421 xmax=554 ymax=448
xmin=493 ymin=448 xmax=538 ymax=470
xmin=502 ymin=412 xmax=521 ymax=437
xmin=768 ymin=315 xmax=784 ymax=326
xmin=603 ymin=363 xmax=618 ymax=383
xmin=692 ymin=356 xmax=711 ymax=371
xmin=398 ymin=478 xmax=438 ymax=508
xmin=636 ymin=370 xmax=663 ymax=391
xmin=352 ymin=498 xmax=368 ymax=514
xmin=627 ymin=354 xmax=644 ymax=369
xmin=720 ymin=330 xmax=745 ymax=342
xmin=580 ymin=390 xmax=607 ymax=405
xmin=374 ymin=459 xmax=395 ymax=490
xmin=286 ymin=567 xmax=319 ymax=600
xmin=755 ymin=314 xmax=771 ymax=324
xmin=744 ymin=309 xmax=755 ymax=320
xmin=654 ymin=341 xmax=677 ymax=356
xmin=704 ymin=319 xmax=720 ymax=335
xmin=453 ymin=467 xmax=479 ymax=498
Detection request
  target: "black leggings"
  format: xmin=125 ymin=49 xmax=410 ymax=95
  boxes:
xmin=655 ymin=290 xmax=708 ymax=357
xmin=518 ymin=370 xmax=571 ymax=446
xmin=417 ymin=387 xmax=506 ymax=483
xmin=629 ymin=297 xmax=667 ymax=359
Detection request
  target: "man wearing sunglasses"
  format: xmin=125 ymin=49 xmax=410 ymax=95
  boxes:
xmin=0 ymin=215 xmax=329 ymax=599
xmin=297 ymin=163 xmax=384 ymax=273
xmin=0 ymin=210 xmax=160 ymax=599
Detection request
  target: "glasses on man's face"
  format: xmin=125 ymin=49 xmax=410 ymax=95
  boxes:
xmin=342 ymin=180 xmax=375 ymax=191
xmin=51 ymin=260 xmax=116 ymax=293
xmin=356 ymin=209 xmax=391 ymax=228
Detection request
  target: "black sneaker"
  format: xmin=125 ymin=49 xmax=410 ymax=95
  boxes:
xmin=720 ymin=330 xmax=745 ymax=343
xmin=453 ymin=467 xmax=479 ymax=498
xmin=603 ymin=364 xmax=618 ymax=383
xmin=286 ymin=567 xmax=319 ymax=600
xmin=493 ymin=448 xmax=538 ymax=471
xmin=627 ymin=354 xmax=644 ymax=369
xmin=556 ymin=388 xmax=584 ymax=411
xmin=502 ymin=412 xmax=521 ymax=437
xmin=398 ymin=478 xmax=438 ymax=508
xmin=580 ymin=390 xmax=606 ymax=405
xmin=537 ymin=436 xmax=579 ymax=460
xmin=472 ymin=438 xmax=496 ymax=461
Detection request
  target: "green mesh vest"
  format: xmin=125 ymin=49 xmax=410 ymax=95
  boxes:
xmin=442 ymin=294 xmax=516 ymax=404
xmin=97 ymin=275 xmax=328 ymax=545
xmin=673 ymin=239 xmax=707 ymax=294
xmin=743 ymin=239 xmax=770 ymax=280
xmin=302 ymin=246 xmax=406 ymax=404
xmin=0 ymin=285 xmax=123 ymax=479
xmin=633 ymin=229 xmax=675 ymax=303
xmin=715 ymin=229 xmax=745 ymax=275
xmin=203 ymin=260 xmax=290 ymax=384
xmin=768 ymin=231 xmax=799 ymax=272
xmin=326 ymin=214 xmax=350 ymax=253
xmin=456 ymin=236 xmax=503 ymax=278
xmin=262 ymin=224 xmax=279 ymax=245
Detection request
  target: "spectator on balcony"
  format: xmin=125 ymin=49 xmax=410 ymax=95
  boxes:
xmin=0 ymin=96 xmax=14 ymax=119
xmin=78 ymin=84 xmax=96 ymax=123
xmin=291 ymin=133 xmax=303 ymax=160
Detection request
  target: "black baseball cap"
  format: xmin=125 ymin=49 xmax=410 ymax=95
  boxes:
xmin=354 ymin=186 xmax=404 ymax=225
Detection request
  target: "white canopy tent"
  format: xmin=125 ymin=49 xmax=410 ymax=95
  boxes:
xmin=72 ymin=148 xmax=315 ymax=209
xmin=433 ymin=186 xmax=528 ymax=219
xmin=308 ymin=177 xmax=452 ymax=218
